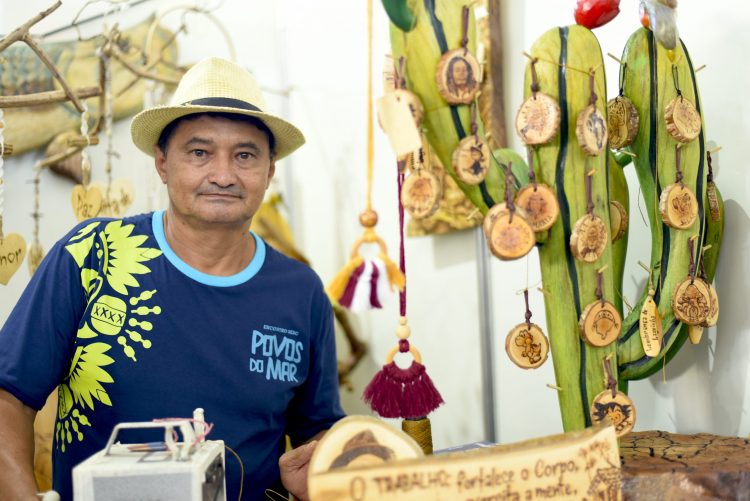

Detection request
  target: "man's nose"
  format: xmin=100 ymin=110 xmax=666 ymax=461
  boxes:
xmin=207 ymin=152 xmax=236 ymax=187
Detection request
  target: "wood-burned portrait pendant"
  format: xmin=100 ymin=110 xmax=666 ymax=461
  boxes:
xmin=452 ymin=135 xmax=489 ymax=185
xmin=660 ymin=184 xmax=698 ymax=229
xmin=576 ymin=104 xmax=608 ymax=156
xmin=487 ymin=207 xmax=536 ymax=261
xmin=665 ymin=96 xmax=701 ymax=143
xmin=515 ymin=93 xmax=561 ymax=145
xmin=514 ymin=184 xmax=559 ymax=232
xmin=639 ymin=289 xmax=663 ymax=357
xmin=590 ymin=390 xmax=636 ymax=437
xmin=505 ymin=322 xmax=549 ymax=370
xmin=609 ymin=200 xmax=629 ymax=242
xmin=580 ymin=300 xmax=622 ymax=347
xmin=701 ymin=281 xmax=719 ymax=328
xmin=400 ymin=169 xmax=442 ymax=220
xmin=671 ymin=277 xmax=711 ymax=326
xmin=435 ymin=48 xmax=481 ymax=105
xmin=570 ymin=214 xmax=608 ymax=263
xmin=607 ymin=96 xmax=639 ymax=149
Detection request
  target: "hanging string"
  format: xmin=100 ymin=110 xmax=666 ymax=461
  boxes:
xmin=79 ymin=106 xmax=92 ymax=187
xmin=688 ymin=237 xmax=697 ymax=282
xmin=596 ymin=269 xmax=605 ymax=306
xmin=706 ymin=150 xmax=715 ymax=183
xmin=470 ymin=100 xmax=479 ymax=137
xmin=0 ymin=108 xmax=5 ymax=238
xmin=602 ymin=356 xmax=618 ymax=398
xmin=460 ymin=5 xmax=470 ymax=52
xmin=366 ymin=0 xmax=374 ymax=212
xmin=503 ymin=161 xmax=516 ymax=223
xmin=526 ymin=147 xmax=537 ymax=190
xmin=397 ymin=167 xmax=407 ymax=319
xmin=588 ymin=69 xmax=598 ymax=106
xmin=675 ymin=144 xmax=683 ymax=185
xmin=585 ymin=168 xmax=595 ymax=217
xmin=529 ymin=58 xmax=540 ymax=97
xmin=523 ymin=289 xmax=532 ymax=328
xmin=618 ymin=62 xmax=627 ymax=97
xmin=103 ymin=49 xmax=115 ymax=209
xmin=671 ymin=64 xmax=682 ymax=98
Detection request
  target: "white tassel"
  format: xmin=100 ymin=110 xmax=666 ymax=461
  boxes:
xmin=372 ymin=257 xmax=391 ymax=309
xmin=349 ymin=260 xmax=375 ymax=312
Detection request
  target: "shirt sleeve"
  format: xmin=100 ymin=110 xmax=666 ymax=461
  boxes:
xmin=286 ymin=283 xmax=345 ymax=445
xmin=0 ymin=238 xmax=86 ymax=411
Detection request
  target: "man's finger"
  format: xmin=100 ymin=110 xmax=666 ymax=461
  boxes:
xmin=280 ymin=440 xmax=318 ymax=469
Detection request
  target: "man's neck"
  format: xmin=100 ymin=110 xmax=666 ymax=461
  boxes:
xmin=162 ymin=209 xmax=255 ymax=276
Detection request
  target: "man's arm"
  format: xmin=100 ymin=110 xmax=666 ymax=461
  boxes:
xmin=0 ymin=388 xmax=39 ymax=500
xmin=279 ymin=429 xmax=328 ymax=501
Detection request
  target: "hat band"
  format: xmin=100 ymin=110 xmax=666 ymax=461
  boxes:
xmin=183 ymin=97 xmax=262 ymax=112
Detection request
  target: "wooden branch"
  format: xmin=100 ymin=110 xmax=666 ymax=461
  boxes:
xmin=38 ymin=146 xmax=81 ymax=169
xmin=116 ymin=25 xmax=186 ymax=98
xmin=487 ymin=0 xmax=508 ymax=148
xmin=0 ymin=86 xmax=100 ymax=108
xmin=22 ymin=33 xmax=85 ymax=112
xmin=67 ymin=136 xmax=99 ymax=147
xmin=109 ymin=44 xmax=180 ymax=86
xmin=0 ymin=1 xmax=61 ymax=52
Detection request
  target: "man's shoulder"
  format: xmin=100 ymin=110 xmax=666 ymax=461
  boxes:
xmin=261 ymin=240 xmax=323 ymax=287
xmin=59 ymin=212 xmax=155 ymax=244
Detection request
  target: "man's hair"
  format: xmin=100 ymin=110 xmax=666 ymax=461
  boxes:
xmin=156 ymin=112 xmax=276 ymax=157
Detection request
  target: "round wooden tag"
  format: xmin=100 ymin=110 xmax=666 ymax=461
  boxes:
xmin=590 ymin=389 xmax=636 ymax=437
xmin=452 ymin=135 xmax=490 ymax=185
xmin=665 ymin=96 xmax=701 ymax=143
xmin=639 ymin=292 xmax=663 ymax=357
xmin=659 ymin=184 xmax=698 ymax=229
xmin=483 ymin=202 xmax=508 ymax=238
xmin=487 ymin=208 xmax=536 ymax=261
xmin=607 ymin=96 xmax=639 ymax=149
xmin=515 ymin=184 xmax=559 ymax=232
xmin=609 ymin=200 xmax=629 ymax=242
xmin=435 ymin=48 xmax=482 ymax=105
xmin=515 ymin=93 xmax=561 ymax=145
xmin=400 ymin=170 xmax=442 ymax=220
xmin=671 ymin=277 xmax=712 ymax=326
xmin=701 ymin=281 xmax=719 ymax=327
xmin=570 ymin=214 xmax=609 ymax=263
xmin=579 ymin=300 xmax=622 ymax=347
xmin=505 ymin=322 xmax=549 ymax=369
xmin=576 ymin=104 xmax=608 ymax=156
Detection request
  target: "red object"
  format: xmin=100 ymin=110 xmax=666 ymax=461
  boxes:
xmin=640 ymin=4 xmax=650 ymax=28
xmin=574 ymin=0 xmax=621 ymax=29
xmin=362 ymin=360 xmax=444 ymax=419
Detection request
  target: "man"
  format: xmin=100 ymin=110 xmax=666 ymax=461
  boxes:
xmin=0 ymin=57 xmax=344 ymax=500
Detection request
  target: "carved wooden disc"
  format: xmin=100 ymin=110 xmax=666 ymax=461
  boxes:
xmin=505 ymin=322 xmax=549 ymax=369
xmin=393 ymin=88 xmax=424 ymax=127
xmin=590 ymin=389 xmax=636 ymax=437
xmin=707 ymin=181 xmax=721 ymax=222
xmin=452 ymin=135 xmax=490 ymax=185
xmin=576 ymin=104 xmax=608 ymax=156
xmin=0 ymin=233 xmax=27 ymax=285
xmin=659 ymin=183 xmax=698 ymax=229
xmin=435 ymin=48 xmax=482 ymax=105
xmin=515 ymin=184 xmax=559 ymax=232
xmin=27 ymin=241 xmax=45 ymax=276
xmin=71 ymin=184 xmax=103 ymax=222
xmin=579 ymin=300 xmax=622 ymax=347
xmin=515 ymin=93 xmax=561 ymax=145
xmin=672 ymin=277 xmax=712 ymax=326
xmin=607 ymin=96 xmax=639 ymax=149
xmin=483 ymin=203 xmax=508 ymax=238
xmin=400 ymin=170 xmax=442 ymax=219
xmin=665 ymin=96 xmax=701 ymax=143
xmin=609 ymin=200 xmax=629 ymax=242
xmin=639 ymin=293 xmax=663 ymax=357
xmin=701 ymin=282 xmax=720 ymax=327
xmin=688 ymin=324 xmax=705 ymax=345
xmin=487 ymin=208 xmax=536 ymax=261
xmin=570 ymin=214 xmax=609 ymax=263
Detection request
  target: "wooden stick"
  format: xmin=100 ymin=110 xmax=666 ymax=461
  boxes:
xmin=22 ymin=33 xmax=85 ymax=112
xmin=0 ymin=1 xmax=61 ymax=52
xmin=38 ymin=146 xmax=82 ymax=169
xmin=1 ymin=144 xmax=14 ymax=156
xmin=110 ymin=44 xmax=180 ymax=85
xmin=116 ymin=25 xmax=186 ymax=98
xmin=0 ymin=86 xmax=101 ymax=108
xmin=67 ymin=136 xmax=99 ymax=147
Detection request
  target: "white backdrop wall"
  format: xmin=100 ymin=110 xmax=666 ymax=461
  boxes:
xmin=0 ymin=0 xmax=748 ymax=451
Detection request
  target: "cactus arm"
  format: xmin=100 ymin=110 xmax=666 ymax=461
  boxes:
xmin=382 ymin=0 xmax=418 ymax=32
xmin=609 ymin=156 xmax=629 ymax=314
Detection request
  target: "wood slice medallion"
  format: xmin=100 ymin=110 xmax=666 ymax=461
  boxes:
xmin=659 ymin=183 xmax=698 ymax=229
xmin=0 ymin=232 xmax=27 ymax=285
xmin=308 ymin=415 xmax=423 ymax=474
xmin=400 ymin=170 xmax=442 ymax=220
xmin=707 ymin=181 xmax=721 ymax=222
xmin=590 ymin=389 xmax=636 ymax=438
xmin=607 ymin=96 xmax=639 ymax=149
xmin=487 ymin=208 xmax=536 ymax=261
xmin=570 ymin=214 xmax=609 ymax=263
xmin=688 ymin=324 xmax=705 ymax=345
xmin=639 ymin=292 xmax=663 ymax=357
xmin=576 ymin=104 xmax=608 ymax=156
xmin=515 ymin=184 xmax=559 ymax=232
xmin=71 ymin=184 xmax=103 ymax=222
xmin=665 ymin=96 xmax=701 ymax=143
xmin=701 ymin=282 xmax=719 ymax=328
xmin=580 ymin=300 xmax=622 ymax=347
xmin=27 ymin=241 xmax=45 ymax=276
xmin=452 ymin=135 xmax=489 ymax=185
xmin=515 ymin=93 xmax=561 ymax=145
xmin=671 ymin=277 xmax=712 ymax=326
xmin=435 ymin=48 xmax=482 ymax=105
xmin=610 ymin=200 xmax=629 ymax=242
xmin=505 ymin=322 xmax=549 ymax=369
xmin=482 ymin=202 xmax=508 ymax=238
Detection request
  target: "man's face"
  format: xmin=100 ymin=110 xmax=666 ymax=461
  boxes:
xmin=154 ymin=115 xmax=275 ymax=228
xmin=452 ymin=59 xmax=468 ymax=85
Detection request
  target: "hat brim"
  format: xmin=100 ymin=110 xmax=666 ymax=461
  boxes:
xmin=130 ymin=104 xmax=305 ymax=160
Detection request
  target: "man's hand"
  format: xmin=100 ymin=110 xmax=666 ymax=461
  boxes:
xmin=279 ymin=440 xmax=318 ymax=501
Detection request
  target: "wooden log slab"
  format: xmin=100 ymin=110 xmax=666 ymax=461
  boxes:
xmin=620 ymin=430 xmax=750 ymax=500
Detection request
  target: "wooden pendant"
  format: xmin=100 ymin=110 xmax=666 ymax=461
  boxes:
xmin=102 ymin=179 xmax=135 ymax=218
xmin=435 ymin=48 xmax=482 ymax=105
xmin=671 ymin=277 xmax=712 ymax=326
xmin=515 ymin=184 xmax=559 ymax=232
xmin=505 ymin=322 xmax=549 ymax=369
xmin=607 ymin=96 xmax=639 ymax=149
xmin=576 ymin=104 xmax=608 ymax=156
xmin=688 ymin=324 xmax=705 ymax=345
xmin=665 ymin=96 xmax=701 ymax=143
xmin=0 ymin=233 xmax=27 ymax=285
xmin=483 ymin=202 xmax=508 ymax=238
xmin=580 ymin=300 xmax=622 ymax=347
xmin=71 ymin=185 xmax=103 ymax=222
xmin=487 ymin=208 xmax=536 ymax=261
xmin=659 ymin=184 xmax=698 ymax=229
xmin=609 ymin=200 xmax=629 ymax=242
xmin=394 ymin=88 xmax=424 ymax=127
xmin=590 ymin=389 xmax=636 ymax=438
xmin=701 ymin=282 xmax=720 ymax=328
xmin=400 ymin=169 xmax=442 ymax=220
xmin=570 ymin=214 xmax=608 ymax=263
xmin=27 ymin=241 xmax=45 ymax=275
xmin=707 ymin=181 xmax=721 ymax=222
xmin=452 ymin=136 xmax=489 ymax=185
xmin=639 ymin=290 xmax=663 ymax=357
xmin=515 ymin=93 xmax=561 ymax=145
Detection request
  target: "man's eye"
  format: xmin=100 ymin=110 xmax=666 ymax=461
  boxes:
xmin=191 ymin=149 xmax=207 ymax=157
xmin=238 ymin=152 xmax=255 ymax=160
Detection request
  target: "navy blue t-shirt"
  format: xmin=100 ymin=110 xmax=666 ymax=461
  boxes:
xmin=0 ymin=211 xmax=345 ymax=500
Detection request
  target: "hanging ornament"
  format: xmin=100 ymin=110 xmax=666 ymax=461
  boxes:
xmin=435 ymin=5 xmax=482 ymax=105
xmin=401 ymin=146 xmax=442 ymax=219
xmin=452 ymin=102 xmax=489 ymax=185
xmin=671 ymin=237 xmax=711 ymax=326
xmin=514 ymin=148 xmax=559 ymax=232
xmin=576 ymin=70 xmax=608 ymax=156
xmin=664 ymin=63 xmax=701 ymax=143
xmin=380 ymin=56 xmax=424 ymax=129
xmin=660 ymin=145 xmax=697 ymax=229
xmin=71 ymin=108 xmax=103 ymax=222
xmin=706 ymin=150 xmax=721 ymax=222
xmin=570 ymin=168 xmax=608 ymax=263
xmin=607 ymin=61 xmax=639 ymax=149
xmin=580 ymin=266 xmax=622 ymax=347
xmin=515 ymin=57 xmax=560 ymax=145
xmin=590 ymin=356 xmax=636 ymax=437
xmin=0 ymin=109 xmax=28 ymax=286
xmin=638 ymin=268 xmax=662 ymax=357
xmin=505 ymin=289 xmax=549 ymax=370
xmin=27 ymin=165 xmax=45 ymax=275
xmin=698 ymin=251 xmax=719 ymax=329
xmin=486 ymin=163 xmax=535 ymax=261
xmin=609 ymin=200 xmax=629 ymax=242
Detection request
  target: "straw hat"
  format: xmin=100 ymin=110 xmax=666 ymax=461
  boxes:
xmin=130 ymin=57 xmax=305 ymax=159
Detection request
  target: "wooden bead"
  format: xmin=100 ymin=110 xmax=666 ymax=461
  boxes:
xmin=395 ymin=324 xmax=411 ymax=340
xmin=609 ymin=200 xmax=629 ymax=242
xmin=590 ymin=389 xmax=636 ymax=438
xmin=452 ymin=135 xmax=490 ymax=185
xmin=671 ymin=277 xmax=712 ymax=326
xmin=570 ymin=214 xmax=609 ymax=263
xmin=659 ymin=183 xmax=698 ymax=229
xmin=515 ymin=93 xmax=560 ymax=145
xmin=487 ymin=208 xmax=536 ymax=261
xmin=359 ymin=209 xmax=379 ymax=228
xmin=400 ymin=170 xmax=442 ymax=220
xmin=579 ymin=300 xmax=622 ymax=347
xmin=505 ymin=322 xmax=549 ymax=369
xmin=576 ymin=104 xmax=608 ymax=156
xmin=665 ymin=96 xmax=701 ymax=143
xmin=514 ymin=184 xmax=559 ymax=232
xmin=435 ymin=48 xmax=482 ymax=105
xmin=607 ymin=96 xmax=639 ymax=149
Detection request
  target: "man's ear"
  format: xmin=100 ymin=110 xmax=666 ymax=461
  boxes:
xmin=154 ymin=146 xmax=168 ymax=184
xmin=266 ymin=159 xmax=276 ymax=189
